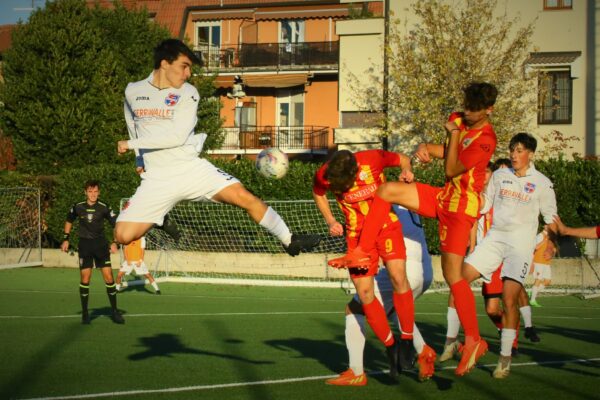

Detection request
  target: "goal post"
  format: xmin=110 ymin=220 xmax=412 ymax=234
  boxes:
xmin=128 ymin=199 xmax=352 ymax=290
xmin=0 ymin=187 xmax=42 ymax=269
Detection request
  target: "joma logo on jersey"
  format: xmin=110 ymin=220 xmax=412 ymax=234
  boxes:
xmin=165 ymin=93 xmax=180 ymax=106
xmin=136 ymin=96 xmax=150 ymax=101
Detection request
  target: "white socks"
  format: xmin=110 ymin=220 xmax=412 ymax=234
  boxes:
xmin=520 ymin=305 xmax=532 ymax=328
xmin=412 ymin=323 xmax=425 ymax=354
xmin=259 ymin=206 xmax=292 ymax=246
xmin=346 ymin=314 xmax=366 ymax=375
xmin=531 ymin=285 xmax=544 ymax=301
xmin=446 ymin=307 xmax=461 ymax=342
xmin=151 ymin=281 xmax=160 ymax=291
xmin=500 ymin=328 xmax=517 ymax=357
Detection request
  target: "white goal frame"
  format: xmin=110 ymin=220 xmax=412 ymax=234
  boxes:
xmin=121 ymin=199 xmax=352 ymax=290
xmin=0 ymin=187 xmax=42 ymax=269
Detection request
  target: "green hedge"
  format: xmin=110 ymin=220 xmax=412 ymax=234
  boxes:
xmin=1 ymin=157 xmax=599 ymax=253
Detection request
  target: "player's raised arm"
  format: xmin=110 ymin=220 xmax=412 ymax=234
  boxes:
xmin=554 ymin=216 xmax=600 ymax=239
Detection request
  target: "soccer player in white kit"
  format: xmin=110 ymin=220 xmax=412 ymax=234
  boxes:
xmin=114 ymin=39 xmax=320 ymax=256
xmin=460 ymin=133 xmax=558 ymax=379
xmin=326 ymin=205 xmax=436 ymax=385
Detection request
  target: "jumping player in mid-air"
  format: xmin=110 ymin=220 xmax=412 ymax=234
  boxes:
xmin=114 ymin=39 xmax=320 ymax=256
xmin=329 ymin=82 xmax=499 ymax=376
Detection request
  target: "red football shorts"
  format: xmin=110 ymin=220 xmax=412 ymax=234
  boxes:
xmin=347 ymin=221 xmax=406 ymax=278
xmin=482 ymin=264 xmax=503 ymax=298
xmin=415 ymin=182 xmax=476 ymax=256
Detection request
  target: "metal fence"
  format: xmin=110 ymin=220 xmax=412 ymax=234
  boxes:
xmin=217 ymin=126 xmax=328 ymax=152
xmin=194 ymin=41 xmax=339 ymax=72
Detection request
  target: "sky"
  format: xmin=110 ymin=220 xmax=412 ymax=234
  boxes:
xmin=0 ymin=0 xmax=46 ymax=26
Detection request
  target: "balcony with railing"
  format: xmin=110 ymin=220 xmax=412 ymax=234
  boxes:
xmin=207 ymin=125 xmax=329 ymax=155
xmin=194 ymin=41 xmax=339 ymax=73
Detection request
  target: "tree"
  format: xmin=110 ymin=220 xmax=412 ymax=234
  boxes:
xmin=348 ymin=0 xmax=537 ymax=152
xmin=0 ymin=0 xmax=223 ymax=174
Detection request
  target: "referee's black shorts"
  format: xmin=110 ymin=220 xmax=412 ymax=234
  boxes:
xmin=78 ymin=238 xmax=112 ymax=270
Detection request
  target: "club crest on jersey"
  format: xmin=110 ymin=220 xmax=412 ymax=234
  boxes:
xmin=359 ymin=171 xmax=369 ymax=181
xmin=165 ymin=93 xmax=180 ymax=106
xmin=524 ymin=182 xmax=536 ymax=193
xmin=463 ymin=138 xmax=473 ymax=148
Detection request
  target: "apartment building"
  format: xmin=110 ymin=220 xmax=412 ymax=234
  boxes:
xmin=338 ymin=0 xmax=596 ymax=157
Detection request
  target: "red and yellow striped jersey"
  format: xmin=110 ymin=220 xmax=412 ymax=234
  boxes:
xmin=313 ymin=150 xmax=400 ymax=238
xmin=438 ymin=112 xmax=496 ymax=217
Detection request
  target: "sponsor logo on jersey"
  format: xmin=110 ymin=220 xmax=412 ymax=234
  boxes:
xmin=136 ymin=96 xmax=150 ymax=101
xmin=524 ymin=182 xmax=536 ymax=193
xmin=133 ymin=108 xmax=175 ymax=118
xmin=502 ymin=180 xmax=513 ymax=184
xmin=499 ymin=188 xmax=531 ymax=202
xmin=165 ymin=93 xmax=180 ymax=106
xmin=344 ymin=183 xmax=377 ymax=203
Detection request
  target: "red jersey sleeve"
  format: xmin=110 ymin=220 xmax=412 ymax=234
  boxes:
xmin=379 ymin=150 xmax=402 ymax=168
xmin=312 ymin=163 xmax=329 ymax=196
xmin=459 ymin=126 xmax=496 ymax=170
xmin=596 ymin=225 xmax=600 ymax=238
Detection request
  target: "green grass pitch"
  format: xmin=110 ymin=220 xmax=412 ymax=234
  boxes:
xmin=0 ymin=267 xmax=599 ymax=400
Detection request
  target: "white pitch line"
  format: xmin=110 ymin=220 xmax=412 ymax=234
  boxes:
xmin=17 ymin=357 xmax=600 ymax=400
xmin=2 ymin=311 xmax=600 ymax=321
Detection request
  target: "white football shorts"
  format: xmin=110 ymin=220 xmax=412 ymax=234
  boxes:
xmin=117 ymin=158 xmax=240 ymax=225
xmin=120 ymin=260 xmax=149 ymax=275
xmin=532 ymin=262 xmax=552 ymax=280
xmin=352 ymin=259 xmax=427 ymax=311
xmin=465 ymin=233 xmax=535 ymax=285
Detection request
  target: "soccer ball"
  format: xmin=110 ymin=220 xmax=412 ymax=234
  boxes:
xmin=256 ymin=147 xmax=289 ymax=179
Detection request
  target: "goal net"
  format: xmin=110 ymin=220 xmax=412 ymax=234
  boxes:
xmin=0 ymin=187 xmax=42 ymax=269
xmin=122 ymin=199 xmax=352 ymax=290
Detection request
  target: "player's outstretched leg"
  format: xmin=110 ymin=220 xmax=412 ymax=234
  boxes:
xmin=285 ymin=234 xmax=322 ymax=256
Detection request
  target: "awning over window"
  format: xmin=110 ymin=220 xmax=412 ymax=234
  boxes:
xmin=525 ymin=51 xmax=581 ymax=65
xmin=242 ymin=73 xmax=308 ymax=88
xmin=254 ymin=5 xmax=349 ymax=20
xmin=191 ymin=9 xmax=255 ymax=21
xmin=525 ymin=51 xmax=582 ymax=78
xmin=213 ymin=74 xmax=309 ymax=89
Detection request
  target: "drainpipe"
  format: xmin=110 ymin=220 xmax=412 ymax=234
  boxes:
xmin=381 ymin=0 xmax=390 ymax=150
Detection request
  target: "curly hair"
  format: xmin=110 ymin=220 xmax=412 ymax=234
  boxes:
xmin=324 ymin=150 xmax=358 ymax=194
xmin=463 ymin=82 xmax=498 ymax=111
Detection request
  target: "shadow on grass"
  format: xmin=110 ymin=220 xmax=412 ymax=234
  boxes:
xmin=264 ymin=319 xmax=456 ymax=390
xmin=128 ymin=333 xmax=274 ymax=365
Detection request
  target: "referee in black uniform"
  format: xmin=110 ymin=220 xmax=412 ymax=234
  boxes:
xmin=60 ymin=180 xmax=124 ymax=324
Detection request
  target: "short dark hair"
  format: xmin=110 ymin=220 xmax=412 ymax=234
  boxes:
xmin=84 ymin=180 xmax=100 ymax=190
xmin=153 ymin=39 xmax=200 ymax=69
xmin=493 ymin=158 xmax=511 ymax=170
xmin=509 ymin=132 xmax=537 ymax=152
xmin=324 ymin=150 xmax=358 ymax=194
xmin=463 ymin=82 xmax=498 ymax=111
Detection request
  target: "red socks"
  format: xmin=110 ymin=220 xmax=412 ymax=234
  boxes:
xmin=363 ymin=298 xmax=394 ymax=346
xmin=451 ymin=279 xmax=480 ymax=344
xmin=393 ymin=291 xmax=414 ymax=339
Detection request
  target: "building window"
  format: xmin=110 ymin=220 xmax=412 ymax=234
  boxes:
xmin=544 ymin=0 xmax=572 ymax=10
xmin=538 ymin=71 xmax=572 ymax=124
xmin=195 ymin=21 xmax=221 ymax=67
